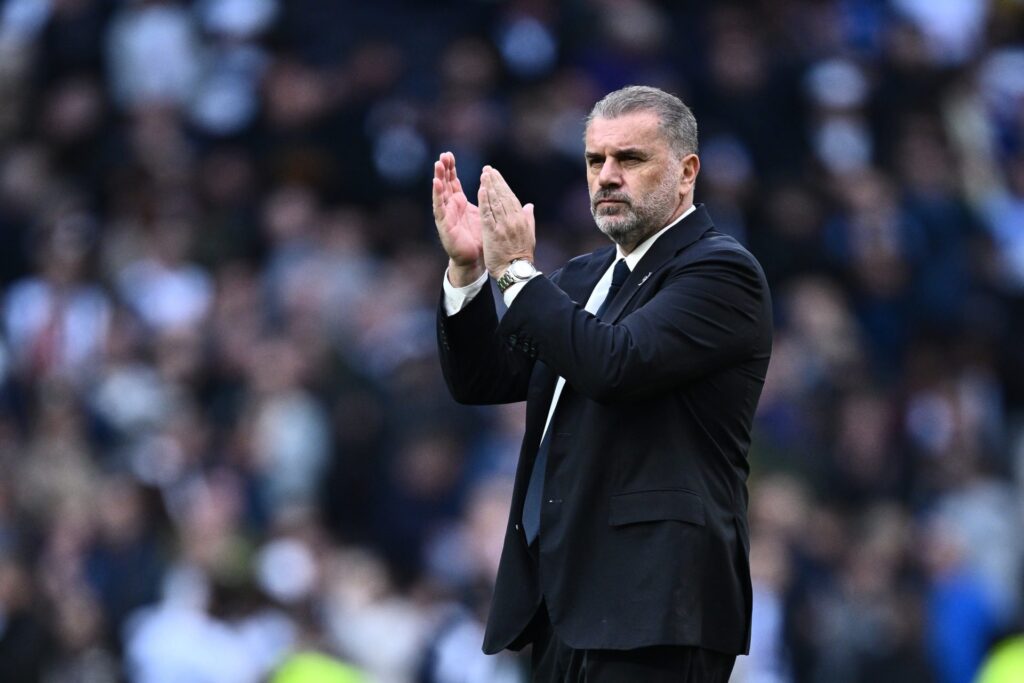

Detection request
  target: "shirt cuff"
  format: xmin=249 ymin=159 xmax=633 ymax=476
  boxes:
xmin=443 ymin=268 xmax=489 ymax=316
xmin=502 ymin=275 xmax=539 ymax=308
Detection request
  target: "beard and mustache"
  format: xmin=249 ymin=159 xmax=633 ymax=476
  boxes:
xmin=590 ymin=166 xmax=681 ymax=248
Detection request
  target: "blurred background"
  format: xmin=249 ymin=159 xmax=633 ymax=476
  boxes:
xmin=0 ymin=0 xmax=1022 ymax=681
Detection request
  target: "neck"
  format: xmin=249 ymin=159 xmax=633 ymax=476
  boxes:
xmin=662 ymin=197 xmax=693 ymax=230
xmin=617 ymin=228 xmax=657 ymax=255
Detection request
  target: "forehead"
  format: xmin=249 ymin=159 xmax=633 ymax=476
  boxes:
xmin=585 ymin=111 xmax=667 ymax=152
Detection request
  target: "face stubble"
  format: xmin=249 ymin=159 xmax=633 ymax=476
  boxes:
xmin=590 ymin=160 xmax=681 ymax=250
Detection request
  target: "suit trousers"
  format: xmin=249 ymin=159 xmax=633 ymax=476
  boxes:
xmin=528 ymin=602 xmax=736 ymax=683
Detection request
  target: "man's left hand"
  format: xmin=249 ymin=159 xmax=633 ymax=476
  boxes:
xmin=479 ymin=166 xmax=536 ymax=281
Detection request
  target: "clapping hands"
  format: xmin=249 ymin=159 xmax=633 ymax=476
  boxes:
xmin=432 ymin=153 xmax=535 ymax=285
xmin=478 ymin=165 xmax=536 ymax=281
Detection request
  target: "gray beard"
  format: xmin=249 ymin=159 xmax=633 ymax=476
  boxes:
xmin=590 ymin=172 xmax=679 ymax=248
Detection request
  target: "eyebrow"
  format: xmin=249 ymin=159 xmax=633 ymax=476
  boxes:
xmin=584 ymin=147 xmax=650 ymax=160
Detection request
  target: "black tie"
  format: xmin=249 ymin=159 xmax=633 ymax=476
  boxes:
xmin=522 ymin=259 xmax=631 ymax=544
xmin=596 ymin=259 xmax=632 ymax=320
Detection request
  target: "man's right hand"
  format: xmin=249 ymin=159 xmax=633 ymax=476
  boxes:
xmin=432 ymin=152 xmax=485 ymax=286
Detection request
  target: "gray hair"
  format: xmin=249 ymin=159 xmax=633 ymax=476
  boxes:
xmin=585 ymin=85 xmax=698 ymax=157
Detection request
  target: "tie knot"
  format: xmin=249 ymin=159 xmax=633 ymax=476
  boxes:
xmin=611 ymin=259 xmax=631 ymax=288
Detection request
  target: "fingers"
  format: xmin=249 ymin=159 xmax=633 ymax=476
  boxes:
xmin=436 ymin=152 xmax=455 ymax=188
xmin=484 ymin=168 xmax=508 ymax=223
xmin=442 ymin=152 xmax=453 ymax=185
xmin=482 ymin=166 xmax=522 ymax=217
xmin=439 ymin=151 xmax=465 ymax=196
xmin=479 ymin=165 xmax=532 ymax=230
xmin=477 ymin=176 xmax=493 ymax=230
xmin=478 ymin=168 xmax=507 ymax=235
xmin=434 ymin=159 xmax=449 ymax=203
xmin=432 ymin=176 xmax=444 ymax=219
xmin=435 ymin=152 xmax=473 ymax=210
xmin=435 ymin=156 xmax=527 ymax=236
xmin=479 ymin=167 xmax=496 ymax=222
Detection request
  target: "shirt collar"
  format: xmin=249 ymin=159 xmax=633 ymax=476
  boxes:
xmin=617 ymin=204 xmax=697 ymax=270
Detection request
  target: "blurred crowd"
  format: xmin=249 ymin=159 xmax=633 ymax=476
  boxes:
xmin=0 ymin=0 xmax=1022 ymax=681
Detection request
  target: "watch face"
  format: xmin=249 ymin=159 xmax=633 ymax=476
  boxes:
xmin=510 ymin=260 xmax=535 ymax=278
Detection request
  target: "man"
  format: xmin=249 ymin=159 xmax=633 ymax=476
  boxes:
xmin=432 ymin=86 xmax=772 ymax=682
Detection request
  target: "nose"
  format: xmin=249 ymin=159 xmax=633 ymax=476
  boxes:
xmin=597 ymin=158 xmax=622 ymax=187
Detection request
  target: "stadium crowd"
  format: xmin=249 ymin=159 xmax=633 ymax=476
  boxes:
xmin=0 ymin=0 xmax=1023 ymax=681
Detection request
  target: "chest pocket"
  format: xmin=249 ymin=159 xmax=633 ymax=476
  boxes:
xmin=609 ymin=489 xmax=705 ymax=527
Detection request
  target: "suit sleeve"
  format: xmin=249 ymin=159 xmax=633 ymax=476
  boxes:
xmin=496 ymin=248 xmax=770 ymax=404
xmin=436 ymin=280 xmax=538 ymax=405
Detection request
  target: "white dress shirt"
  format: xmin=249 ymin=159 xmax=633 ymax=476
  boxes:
xmin=441 ymin=204 xmax=697 ymax=442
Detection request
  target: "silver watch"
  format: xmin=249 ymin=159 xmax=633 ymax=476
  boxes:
xmin=496 ymin=259 xmax=540 ymax=293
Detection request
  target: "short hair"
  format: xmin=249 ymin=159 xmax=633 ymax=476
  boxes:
xmin=585 ymin=85 xmax=698 ymax=157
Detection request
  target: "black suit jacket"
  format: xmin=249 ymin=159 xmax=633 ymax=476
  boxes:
xmin=437 ymin=206 xmax=772 ymax=655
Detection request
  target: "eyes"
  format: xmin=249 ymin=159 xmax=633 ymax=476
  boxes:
xmin=585 ymin=152 xmax=648 ymax=171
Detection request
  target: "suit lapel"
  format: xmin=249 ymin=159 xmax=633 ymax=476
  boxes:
xmin=601 ymin=204 xmax=715 ymax=322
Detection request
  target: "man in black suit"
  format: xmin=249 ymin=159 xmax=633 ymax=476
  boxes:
xmin=432 ymin=86 xmax=772 ymax=682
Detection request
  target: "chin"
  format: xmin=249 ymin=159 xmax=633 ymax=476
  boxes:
xmin=596 ymin=217 xmax=642 ymax=245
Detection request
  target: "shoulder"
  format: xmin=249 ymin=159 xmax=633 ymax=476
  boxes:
xmin=663 ymin=231 xmax=770 ymax=302
xmin=686 ymin=230 xmax=766 ymax=279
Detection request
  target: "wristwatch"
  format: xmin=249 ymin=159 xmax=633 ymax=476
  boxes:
xmin=496 ymin=258 xmax=540 ymax=293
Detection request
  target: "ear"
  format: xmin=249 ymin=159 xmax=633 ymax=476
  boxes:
xmin=678 ymin=153 xmax=700 ymax=196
